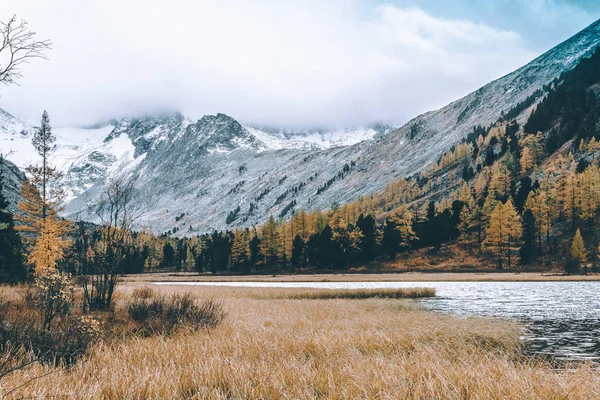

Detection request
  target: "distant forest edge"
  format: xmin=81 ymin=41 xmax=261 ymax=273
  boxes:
xmin=2 ymin=46 xmax=600 ymax=280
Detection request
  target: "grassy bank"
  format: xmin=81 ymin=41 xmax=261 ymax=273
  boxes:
xmin=128 ymin=271 xmax=600 ymax=283
xmin=253 ymin=287 xmax=436 ymax=300
xmin=3 ymin=284 xmax=599 ymax=398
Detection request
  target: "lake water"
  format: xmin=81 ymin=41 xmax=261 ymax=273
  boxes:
xmin=154 ymin=280 xmax=600 ymax=360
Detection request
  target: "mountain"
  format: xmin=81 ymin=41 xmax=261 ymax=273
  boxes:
xmin=1 ymin=18 xmax=599 ymax=235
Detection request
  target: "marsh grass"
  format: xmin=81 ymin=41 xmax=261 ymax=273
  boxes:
xmin=253 ymin=287 xmax=435 ymax=300
xmin=2 ymin=284 xmax=600 ymax=399
xmin=127 ymin=292 xmax=226 ymax=335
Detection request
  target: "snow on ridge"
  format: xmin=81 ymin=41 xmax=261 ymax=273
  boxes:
xmin=244 ymin=126 xmax=382 ymax=151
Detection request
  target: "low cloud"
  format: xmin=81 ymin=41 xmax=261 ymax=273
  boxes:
xmin=1 ymin=0 xmax=538 ymax=129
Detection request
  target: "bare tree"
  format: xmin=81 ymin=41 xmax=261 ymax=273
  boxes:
xmin=83 ymin=172 xmax=140 ymax=311
xmin=0 ymin=15 xmax=51 ymax=87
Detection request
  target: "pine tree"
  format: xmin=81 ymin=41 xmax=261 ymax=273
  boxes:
xmin=291 ymin=234 xmax=305 ymax=272
xmin=162 ymin=242 xmax=175 ymax=268
xmin=356 ymin=213 xmax=377 ymax=261
xmin=31 ymin=110 xmax=56 ymax=220
xmin=0 ymin=155 xmax=25 ymax=282
xmin=520 ymin=209 xmax=537 ymax=265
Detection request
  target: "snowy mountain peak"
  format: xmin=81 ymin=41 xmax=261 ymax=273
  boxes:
xmin=104 ymin=113 xmax=192 ymax=157
xmin=2 ymin=19 xmax=600 ymax=235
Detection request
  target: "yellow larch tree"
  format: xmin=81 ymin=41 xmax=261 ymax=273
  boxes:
xmin=570 ymin=229 xmax=587 ymax=266
xmin=15 ymin=111 xmax=72 ymax=275
xmin=520 ymin=146 xmax=534 ymax=175
xmin=483 ymin=200 xmax=522 ymax=269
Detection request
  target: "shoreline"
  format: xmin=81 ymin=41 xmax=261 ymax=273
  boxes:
xmin=123 ymin=271 xmax=600 ymax=283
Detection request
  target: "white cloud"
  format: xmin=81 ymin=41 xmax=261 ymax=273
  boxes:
xmin=0 ymin=0 xmax=536 ymax=129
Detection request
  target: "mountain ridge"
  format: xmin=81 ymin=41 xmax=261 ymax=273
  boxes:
xmin=1 ymin=18 xmax=599 ymax=235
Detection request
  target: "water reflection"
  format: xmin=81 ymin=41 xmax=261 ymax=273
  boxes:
xmin=155 ymin=280 xmax=600 ymax=360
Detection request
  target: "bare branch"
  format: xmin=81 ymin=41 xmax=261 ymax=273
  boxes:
xmin=83 ymin=171 xmax=141 ymax=310
xmin=0 ymin=15 xmax=51 ymax=87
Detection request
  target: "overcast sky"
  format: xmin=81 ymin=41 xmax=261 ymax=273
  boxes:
xmin=0 ymin=0 xmax=598 ymax=129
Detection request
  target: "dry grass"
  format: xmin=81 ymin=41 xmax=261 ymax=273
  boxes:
xmin=2 ymin=283 xmax=600 ymax=399
xmin=253 ymin=287 xmax=436 ymax=300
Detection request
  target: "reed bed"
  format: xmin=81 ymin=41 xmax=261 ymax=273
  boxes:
xmin=253 ymin=287 xmax=436 ymax=300
xmin=3 ymin=284 xmax=600 ymax=399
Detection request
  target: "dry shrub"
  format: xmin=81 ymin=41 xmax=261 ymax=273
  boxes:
xmin=127 ymin=293 xmax=226 ymax=335
xmin=0 ymin=293 xmax=100 ymax=368
xmin=131 ymin=286 xmax=157 ymax=300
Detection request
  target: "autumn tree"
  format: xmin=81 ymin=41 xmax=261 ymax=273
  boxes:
xmin=260 ymin=215 xmax=280 ymax=272
xmin=230 ymin=229 xmax=251 ymax=274
xmin=458 ymin=201 xmax=475 ymax=249
xmin=575 ymin=164 xmax=600 ymax=229
xmin=16 ymin=111 xmax=72 ymax=275
xmin=520 ymin=146 xmax=534 ymax=175
xmin=381 ymin=206 xmax=417 ymax=257
xmin=567 ymin=229 xmax=586 ymax=274
xmin=332 ymin=224 xmax=363 ymax=269
xmin=482 ymin=200 xmax=522 ymax=269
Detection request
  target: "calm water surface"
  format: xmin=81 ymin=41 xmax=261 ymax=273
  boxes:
xmin=155 ymin=281 xmax=600 ymax=360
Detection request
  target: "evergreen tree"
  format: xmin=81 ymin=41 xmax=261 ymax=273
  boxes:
xmin=0 ymin=155 xmax=25 ymax=282
xmin=249 ymin=232 xmax=262 ymax=270
xmin=162 ymin=242 xmax=175 ymax=268
xmin=520 ymin=209 xmax=537 ymax=265
xmin=356 ymin=214 xmax=377 ymax=262
xmin=291 ymin=234 xmax=305 ymax=272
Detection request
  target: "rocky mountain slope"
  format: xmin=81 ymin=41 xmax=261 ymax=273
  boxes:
xmin=1 ymin=18 xmax=599 ymax=235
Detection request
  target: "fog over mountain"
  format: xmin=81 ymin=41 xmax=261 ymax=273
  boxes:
xmin=1 ymin=17 xmax=599 ymax=235
xmin=3 ymin=0 xmax=597 ymax=128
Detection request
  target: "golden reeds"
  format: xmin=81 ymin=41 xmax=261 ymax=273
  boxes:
xmin=2 ymin=284 xmax=599 ymax=399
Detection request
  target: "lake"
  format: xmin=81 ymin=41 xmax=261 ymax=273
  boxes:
xmin=154 ymin=280 xmax=600 ymax=360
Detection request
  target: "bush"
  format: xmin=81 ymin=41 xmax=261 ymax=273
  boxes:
xmin=32 ymin=270 xmax=75 ymax=330
xmin=131 ymin=287 xmax=157 ymax=300
xmin=0 ymin=295 xmax=100 ymax=367
xmin=127 ymin=293 xmax=226 ymax=335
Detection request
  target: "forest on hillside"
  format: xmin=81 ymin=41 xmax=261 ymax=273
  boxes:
xmin=2 ymin=47 xmax=600 ymax=282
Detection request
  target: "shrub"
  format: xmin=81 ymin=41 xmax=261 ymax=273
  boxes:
xmin=127 ymin=293 xmax=226 ymax=335
xmin=32 ymin=270 xmax=75 ymax=330
xmin=132 ymin=287 xmax=157 ymax=300
xmin=0 ymin=295 xmax=99 ymax=367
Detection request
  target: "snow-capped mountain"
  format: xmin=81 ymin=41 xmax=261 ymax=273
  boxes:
xmin=1 ymin=18 xmax=600 ymax=235
xmin=0 ymin=109 xmax=394 ymax=225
